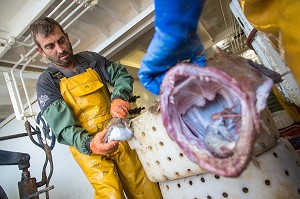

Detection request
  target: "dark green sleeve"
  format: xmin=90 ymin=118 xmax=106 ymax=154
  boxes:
xmin=43 ymin=99 xmax=91 ymax=154
xmin=107 ymin=62 xmax=134 ymax=101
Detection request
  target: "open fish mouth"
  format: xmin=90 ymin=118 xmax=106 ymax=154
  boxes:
xmin=160 ymin=53 xmax=274 ymax=177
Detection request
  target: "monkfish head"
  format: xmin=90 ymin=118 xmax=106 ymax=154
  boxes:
xmin=160 ymin=51 xmax=275 ymax=177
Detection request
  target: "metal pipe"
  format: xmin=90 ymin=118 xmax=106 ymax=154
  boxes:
xmin=19 ymin=55 xmax=39 ymax=115
xmin=15 ymin=40 xmax=34 ymax=47
xmin=60 ymin=3 xmax=84 ymax=26
xmin=238 ymin=26 xmax=244 ymax=50
xmin=54 ymin=1 xmax=77 ymax=21
xmin=220 ymin=0 xmax=234 ymax=52
xmin=70 ymin=34 xmax=81 ymax=48
xmin=227 ymin=0 xmax=238 ymax=53
xmin=48 ymin=0 xmax=68 ymax=18
xmin=232 ymin=26 xmax=238 ymax=52
xmin=234 ymin=20 xmax=241 ymax=52
xmin=22 ymin=185 xmax=54 ymax=199
xmin=129 ymin=0 xmax=142 ymax=14
xmin=0 ymin=132 xmax=37 ymax=141
xmin=10 ymin=64 xmax=26 ymax=116
xmin=64 ymin=5 xmax=91 ymax=30
xmin=3 ymin=71 xmax=22 ymax=120
xmin=19 ymin=0 xmax=69 ymax=47
xmin=231 ymin=5 xmax=243 ymax=53
xmin=237 ymin=23 xmax=243 ymax=51
xmin=230 ymin=15 xmax=238 ymax=52
xmin=1 ymin=59 xmax=47 ymax=70
xmin=10 ymin=48 xmax=36 ymax=116
xmin=219 ymin=0 xmax=228 ymax=29
xmin=8 ymin=1 xmax=84 ymax=120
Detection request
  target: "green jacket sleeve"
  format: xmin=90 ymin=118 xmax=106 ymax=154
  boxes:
xmin=43 ymin=99 xmax=91 ymax=154
xmin=107 ymin=62 xmax=134 ymax=101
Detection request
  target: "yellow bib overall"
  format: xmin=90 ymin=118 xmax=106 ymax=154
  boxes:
xmin=59 ymin=68 xmax=162 ymax=199
xmin=239 ymin=0 xmax=300 ymax=85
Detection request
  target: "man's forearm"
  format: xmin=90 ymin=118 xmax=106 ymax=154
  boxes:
xmin=107 ymin=62 xmax=134 ymax=101
xmin=42 ymin=99 xmax=91 ymax=154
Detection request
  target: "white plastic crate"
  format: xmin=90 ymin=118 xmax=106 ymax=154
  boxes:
xmin=159 ymin=138 xmax=300 ymax=199
xmin=128 ymin=107 xmax=279 ymax=182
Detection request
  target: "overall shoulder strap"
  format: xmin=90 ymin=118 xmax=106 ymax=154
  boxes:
xmin=43 ymin=67 xmax=63 ymax=91
xmin=46 ymin=67 xmax=65 ymax=79
xmin=77 ymin=51 xmax=110 ymax=81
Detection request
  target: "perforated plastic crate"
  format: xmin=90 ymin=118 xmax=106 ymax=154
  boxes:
xmin=128 ymin=108 xmax=279 ymax=182
xmin=159 ymin=138 xmax=300 ymax=199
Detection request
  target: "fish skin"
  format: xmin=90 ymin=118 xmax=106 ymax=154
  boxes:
xmin=160 ymin=50 xmax=274 ymax=177
xmin=247 ymin=59 xmax=282 ymax=84
xmin=102 ymin=117 xmax=133 ymax=143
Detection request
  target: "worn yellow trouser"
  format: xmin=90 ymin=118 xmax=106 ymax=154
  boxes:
xmin=69 ymin=142 xmax=162 ymax=199
xmin=60 ymin=68 xmax=162 ymax=199
xmin=239 ymin=0 xmax=300 ymax=85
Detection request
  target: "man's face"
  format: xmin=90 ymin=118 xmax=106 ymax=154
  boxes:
xmin=35 ymin=25 xmax=74 ymax=68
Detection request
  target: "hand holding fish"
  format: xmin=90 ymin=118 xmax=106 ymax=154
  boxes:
xmin=102 ymin=117 xmax=133 ymax=143
xmin=90 ymin=128 xmax=119 ymax=155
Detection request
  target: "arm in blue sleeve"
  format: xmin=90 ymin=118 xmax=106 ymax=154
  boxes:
xmin=138 ymin=0 xmax=206 ymax=95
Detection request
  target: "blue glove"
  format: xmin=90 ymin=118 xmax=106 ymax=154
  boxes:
xmin=138 ymin=0 xmax=206 ymax=95
xmin=191 ymin=53 xmax=206 ymax=66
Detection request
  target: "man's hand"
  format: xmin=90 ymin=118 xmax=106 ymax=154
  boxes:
xmin=110 ymin=99 xmax=130 ymax=118
xmin=90 ymin=129 xmax=119 ymax=155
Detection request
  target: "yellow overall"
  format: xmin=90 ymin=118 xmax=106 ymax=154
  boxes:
xmin=239 ymin=0 xmax=300 ymax=85
xmin=59 ymin=68 xmax=162 ymax=199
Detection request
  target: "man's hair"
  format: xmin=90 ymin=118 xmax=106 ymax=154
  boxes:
xmin=30 ymin=17 xmax=65 ymax=48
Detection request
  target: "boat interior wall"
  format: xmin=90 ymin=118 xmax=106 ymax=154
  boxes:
xmin=0 ymin=0 xmax=247 ymax=124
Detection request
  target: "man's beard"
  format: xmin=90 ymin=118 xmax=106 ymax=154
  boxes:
xmin=46 ymin=46 xmax=74 ymax=67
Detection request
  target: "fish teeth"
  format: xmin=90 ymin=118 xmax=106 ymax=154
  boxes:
xmin=173 ymin=76 xmax=195 ymax=94
xmin=199 ymin=76 xmax=209 ymax=82
xmin=170 ymin=96 xmax=175 ymax=104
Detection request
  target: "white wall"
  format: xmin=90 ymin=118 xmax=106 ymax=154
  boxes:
xmin=0 ymin=80 xmax=158 ymax=199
